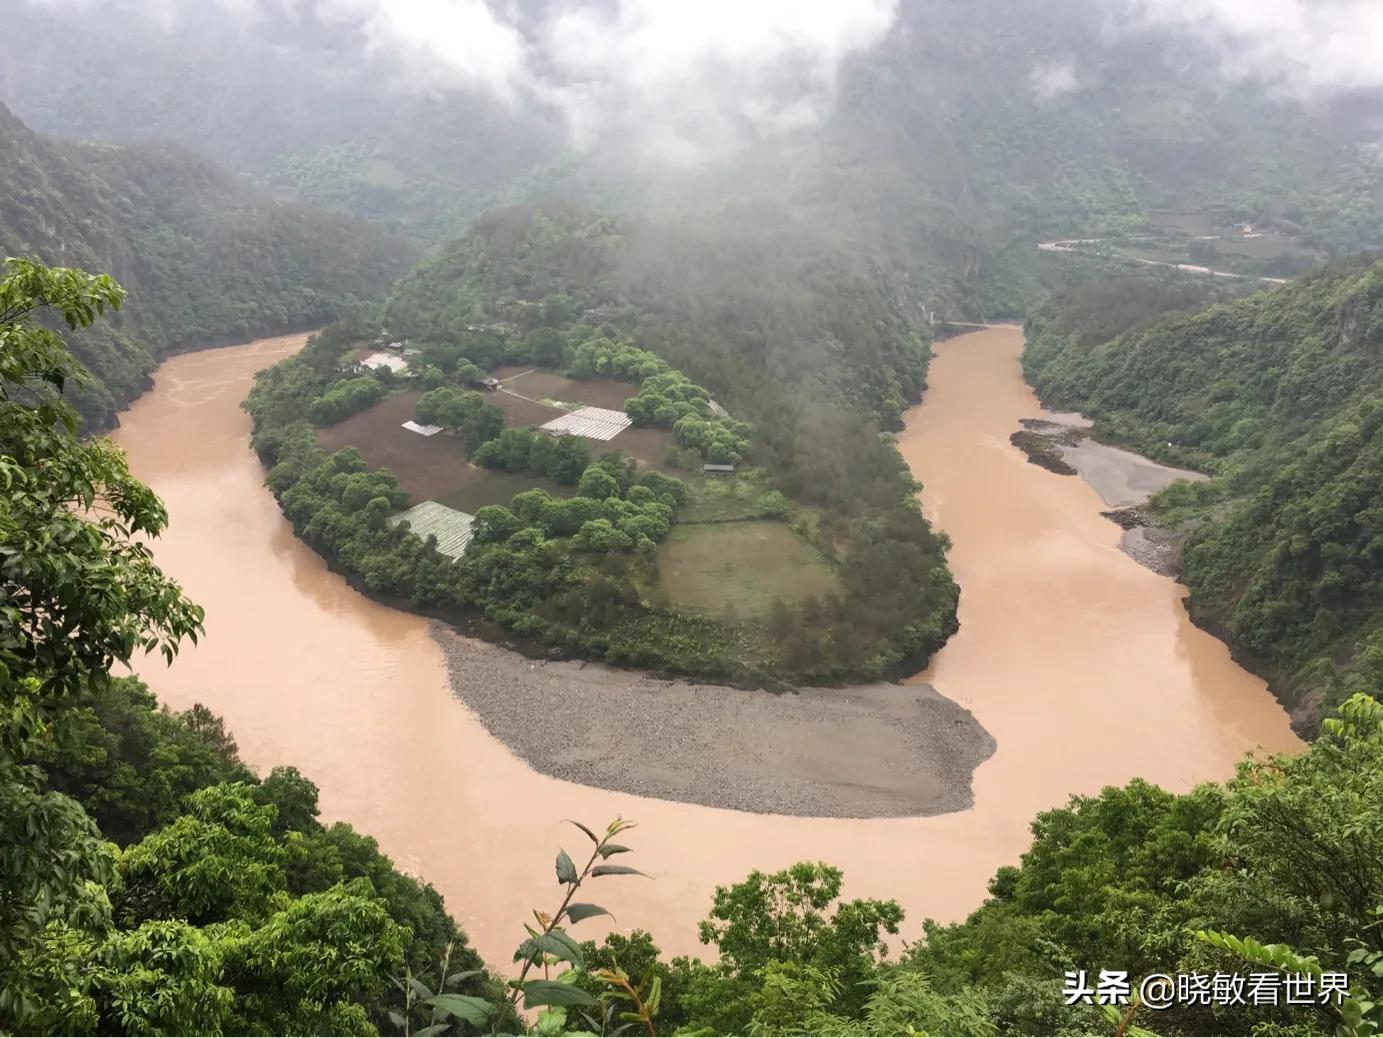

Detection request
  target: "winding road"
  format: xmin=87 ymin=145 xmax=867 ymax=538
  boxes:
xmin=1038 ymin=236 xmax=1290 ymax=285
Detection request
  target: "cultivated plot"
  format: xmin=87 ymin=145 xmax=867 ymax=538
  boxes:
xmin=504 ymin=370 xmax=637 ymax=410
xmin=438 ymin=473 xmax=576 ymax=513
xmin=317 ymin=391 xmax=471 ymax=501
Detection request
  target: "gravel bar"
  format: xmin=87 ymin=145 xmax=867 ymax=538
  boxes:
xmin=432 ymin=624 xmax=996 ymax=819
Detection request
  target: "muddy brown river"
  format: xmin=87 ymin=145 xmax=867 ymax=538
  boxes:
xmin=113 ymin=325 xmax=1299 ymax=967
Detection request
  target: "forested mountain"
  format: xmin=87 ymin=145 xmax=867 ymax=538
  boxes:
xmin=1024 ymin=261 xmax=1383 ymax=730
xmin=8 ymin=3 xmax=1383 ymax=1035
xmin=0 ymin=1 xmax=557 ymax=237
xmin=0 ymin=102 xmax=411 ymax=427
xmin=757 ymin=0 xmax=1382 ymax=317
xmin=6 ymin=0 xmax=1380 ymax=299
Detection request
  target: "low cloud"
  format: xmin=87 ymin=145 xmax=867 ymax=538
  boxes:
xmin=1028 ymin=59 xmax=1080 ymax=101
xmin=537 ymin=0 xmax=898 ymax=165
xmin=1127 ymin=0 xmax=1383 ymax=98
xmin=21 ymin=0 xmax=900 ymax=165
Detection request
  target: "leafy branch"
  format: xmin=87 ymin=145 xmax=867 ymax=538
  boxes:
xmin=419 ymin=817 xmax=649 ymax=1036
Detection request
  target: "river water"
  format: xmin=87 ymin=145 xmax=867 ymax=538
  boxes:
xmin=112 ymin=325 xmax=1299 ymax=967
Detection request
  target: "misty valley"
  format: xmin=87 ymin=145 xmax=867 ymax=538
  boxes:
xmin=3 ymin=1 xmax=1383 ymax=1036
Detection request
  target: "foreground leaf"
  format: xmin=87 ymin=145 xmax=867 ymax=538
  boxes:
xmin=591 ymin=864 xmax=647 ymax=878
xmin=522 ymin=980 xmax=599 ymax=1009
xmin=564 ymin=902 xmax=612 ymax=925
xmin=422 ymin=994 xmax=496 ymax=1027
xmin=556 ymin=848 xmax=578 ymax=884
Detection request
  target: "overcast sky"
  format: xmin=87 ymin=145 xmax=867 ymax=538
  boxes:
xmin=1130 ymin=0 xmax=1383 ymax=98
xmin=23 ymin=0 xmax=899 ymax=165
xmin=20 ymin=0 xmax=1383 ymax=162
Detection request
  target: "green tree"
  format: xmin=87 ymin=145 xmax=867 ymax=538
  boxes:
xmin=698 ymin=862 xmax=904 ymax=1019
xmin=1 ymin=259 xmax=203 ymax=1029
xmin=577 ymin=465 xmax=620 ymax=500
xmin=118 ymin=783 xmax=286 ymax=926
xmin=0 ymin=258 xmax=203 ymax=706
xmin=92 ymin=920 xmax=233 ymax=1035
xmin=29 ymin=676 xmax=253 ymax=845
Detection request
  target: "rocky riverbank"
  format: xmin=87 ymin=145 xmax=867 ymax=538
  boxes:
xmin=1017 ymin=414 xmax=1207 ymax=574
xmin=1102 ymin=506 xmax=1184 ymax=578
xmin=431 ymin=624 xmax=996 ymax=818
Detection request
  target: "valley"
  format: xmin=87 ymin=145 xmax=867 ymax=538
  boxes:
xmin=111 ymin=324 xmax=1296 ymax=970
xmin=6 ymin=2 xmax=1383 ymax=1032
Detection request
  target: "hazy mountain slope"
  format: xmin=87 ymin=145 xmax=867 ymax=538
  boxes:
xmin=0 ymin=102 xmax=413 ymax=427
xmin=0 ymin=1 xmax=558 ymax=238
xmin=7 ymin=0 xmax=1379 ymax=288
xmin=803 ymin=0 xmax=1383 ymax=315
xmin=1024 ymin=261 xmax=1383 ymax=729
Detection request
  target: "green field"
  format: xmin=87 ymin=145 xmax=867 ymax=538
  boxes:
xmin=657 ymin=520 xmax=838 ymax=619
xmin=678 ymin=473 xmax=771 ymax=522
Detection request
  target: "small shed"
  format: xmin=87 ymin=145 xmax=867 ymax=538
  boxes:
xmin=479 ymin=377 xmax=502 ymax=391
xmin=703 ymin=463 xmax=736 ymax=474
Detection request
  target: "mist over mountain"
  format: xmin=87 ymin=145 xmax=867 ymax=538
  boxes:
xmin=6 ymin=0 xmax=1380 ymax=285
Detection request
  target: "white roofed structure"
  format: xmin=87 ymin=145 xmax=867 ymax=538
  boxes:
xmin=361 ymin=352 xmax=408 ymax=373
xmin=388 ymin=501 xmax=475 ymax=559
xmin=540 ymin=406 xmax=632 ymax=442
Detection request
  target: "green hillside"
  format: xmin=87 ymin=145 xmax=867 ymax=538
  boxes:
xmin=0 ymin=102 xmax=412 ymax=428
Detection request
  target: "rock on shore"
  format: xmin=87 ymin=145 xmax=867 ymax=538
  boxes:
xmin=1018 ymin=413 xmax=1207 ymax=576
xmin=431 ymin=625 xmax=996 ymax=819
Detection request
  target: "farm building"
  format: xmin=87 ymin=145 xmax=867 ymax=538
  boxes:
xmin=540 ymin=405 xmax=632 ymax=442
xmin=703 ymin=463 xmax=736 ymax=474
xmin=401 ymin=420 xmax=443 ymax=437
xmin=361 ymin=352 xmax=409 ymax=373
xmin=389 ymin=501 xmax=476 ymax=559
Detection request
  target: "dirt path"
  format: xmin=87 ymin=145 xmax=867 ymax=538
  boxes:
xmin=1038 ymin=237 xmax=1290 ymax=285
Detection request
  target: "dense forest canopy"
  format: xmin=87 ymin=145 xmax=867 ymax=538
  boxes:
xmin=1024 ymin=260 xmax=1383 ymax=731
xmin=0 ymin=102 xmax=411 ymax=428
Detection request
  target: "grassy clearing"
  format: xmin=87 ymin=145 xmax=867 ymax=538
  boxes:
xmin=678 ymin=473 xmax=772 ymax=522
xmin=658 ymin=520 xmax=839 ymax=620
